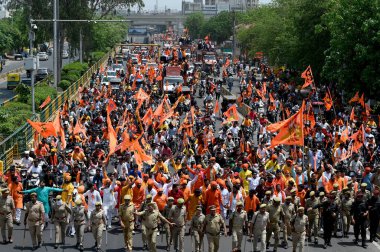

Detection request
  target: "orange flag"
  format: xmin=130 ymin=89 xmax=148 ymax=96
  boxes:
xmin=323 ymin=90 xmax=333 ymax=111
xmin=350 ymin=125 xmax=364 ymax=153
xmin=107 ymin=99 xmax=117 ymax=115
xmin=27 ymin=120 xmax=57 ymax=138
xmin=142 ymin=108 xmax=153 ymax=126
xmin=270 ymin=101 xmax=305 ymax=148
xmin=52 ymin=111 xmax=61 ymax=133
xmin=341 ymin=127 xmax=349 ymax=142
xmin=350 ymin=107 xmax=355 ymax=121
xmin=73 ymin=120 xmax=87 ymax=137
xmin=301 ymin=66 xmax=314 ymax=89
xmin=39 ymin=96 xmax=51 ymax=109
xmin=269 ymin=92 xmax=275 ymax=103
xmin=365 ymin=104 xmax=371 ymax=116
xmin=306 ymin=108 xmax=316 ymax=129
xmin=224 ymin=58 xmax=230 ymax=68
xmin=106 ymin=110 xmax=117 ymax=157
xmin=349 ymin=91 xmax=360 ymax=104
xmin=223 ymin=104 xmax=239 ymax=122
xmin=214 ymin=101 xmax=219 ymax=115
xmin=358 ymin=93 xmax=365 ymax=108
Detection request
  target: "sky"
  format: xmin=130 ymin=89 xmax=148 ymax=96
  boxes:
xmin=140 ymin=0 xmax=271 ymax=11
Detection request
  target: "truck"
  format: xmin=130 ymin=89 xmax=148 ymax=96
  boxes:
xmin=163 ymin=66 xmax=184 ymax=102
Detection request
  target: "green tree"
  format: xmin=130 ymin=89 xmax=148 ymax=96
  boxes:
xmin=184 ymin=12 xmax=205 ymax=39
xmin=322 ymin=0 xmax=380 ymax=98
xmin=0 ymin=18 xmax=22 ymax=54
xmin=201 ymin=11 xmax=235 ymax=44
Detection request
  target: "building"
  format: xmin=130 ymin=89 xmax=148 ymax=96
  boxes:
xmin=0 ymin=0 xmax=10 ymax=19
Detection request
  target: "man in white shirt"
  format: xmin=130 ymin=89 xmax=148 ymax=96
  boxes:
xmin=247 ymin=171 xmax=261 ymax=191
xmin=27 ymin=159 xmax=42 ymax=175
xmin=83 ymin=183 xmax=102 ymax=231
xmin=21 ymin=151 xmax=33 ymax=168
xmin=349 ymin=154 xmax=364 ymax=175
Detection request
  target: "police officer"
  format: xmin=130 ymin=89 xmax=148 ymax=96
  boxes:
xmin=52 ymin=195 xmax=72 ymax=249
xmin=250 ymin=204 xmax=269 ymax=252
xmin=203 ymin=205 xmax=227 ymax=252
xmin=190 ymin=206 xmax=205 ymax=252
xmin=24 ymin=192 xmax=45 ymax=249
xmin=229 ymin=201 xmax=247 ymax=251
xmin=266 ymin=197 xmax=284 ymax=252
xmin=291 ymin=207 xmax=309 ymax=252
xmin=282 ymin=195 xmax=295 ymax=249
xmin=90 ymin=202 xmax=106 ymax=252
xmin=320 ymin=194 xmax=338 ymax=249
xmin=72 ymin=199 xmax=87 ymax=251
xmin=139 ymin=194 xmax=154 ymax=250
xmin=163 ymin=197 xmax=175 ymax=251
xmin=367 ymin=189 xmax=380 ymax=242
xmin=168 ymin=198 xmax=186 ymax=252
xmin=119 ymin=195 xmax=135 ymax=252
xmin=341 ymin=190 xmax=353 ymax=238
xmin=0 ymin=188 xmax=15 ymax=244
xmin=136 ymin=202 xmax=174 ymax=252
xmin=305 ymin=191 xmax=319 ymax=244
xmin=351 ymin=193 xmax=368 ymax=248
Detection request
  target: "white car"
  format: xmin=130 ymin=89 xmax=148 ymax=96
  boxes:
xmin=62 ymin=50 xmax=69 ymax=59
xmin=37 ymin=52 xmax=48 ymax=61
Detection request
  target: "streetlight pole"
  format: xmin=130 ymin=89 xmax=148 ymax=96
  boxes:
xmin=29 ymin=23 xmax=36 ymax=115
xmin=53 ymin=0 xmax=58 ymax=88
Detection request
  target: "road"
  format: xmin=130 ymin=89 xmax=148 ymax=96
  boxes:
xmin=0 ymin=55 xmax=75 ymax=104
xmin=1 ymin=216 xmax=379 ymax=252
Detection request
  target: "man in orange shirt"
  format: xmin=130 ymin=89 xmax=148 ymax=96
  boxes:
xmin=132 ymin=180 xmax=145 ymax=210
xmin=153 ymin=188 xmax=167 ymax=212
xmin=244 ymin=190 xmax=260 ymax=220
xmin=203 ymin=181 xmax=222 ymax=214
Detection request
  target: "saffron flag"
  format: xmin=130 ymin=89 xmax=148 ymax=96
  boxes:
xmin=223 ymin=104 xmax=239 ymax=122
xmin=27 ymin=120 xmax=57 ymax=138
xmin=106 ymin=99 xmax=117 ymax=115
xmin=142 ymin=108 xmax=153 ymax=126
xmin=341 ymin=127 xmax=349 ymax=142
xmin=349 ymin=91 xmax=359 ymax=104
xmin=323 ymin=91 xmax=333 ymax=111
xmin=214 ymin=101 xmax=219 ymax=115
xmin=73 ymin=120 xmax=87 ymax=137
xmin=358 ymin=93 xmax=365 ymax=108
xmin=301 ymin=66 xmax=314 ymax=89
xmin=270 ymin=101 xmax=305 ymax=148
xmin=350 ymin=107 xmax=355 ymax=121
xmin=39 ymin=96 xmax=51 ymax=109
xmin=106 ymin=110 xmax=117 ymax=157
xmin=350 ymin=125 xmax=365 ymax=153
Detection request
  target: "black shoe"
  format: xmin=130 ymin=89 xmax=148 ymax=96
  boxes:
xmin=54 ymin=244 xmax=59 ymax=249
xmin=308 ymin=237 xmax=312 ymax=242
xmin=38 ymin=242 xmax=42 ymax=248
xmin=273 ymin=249 xmax=277 ymax=252
xmin=362 ymin=244 xmax=367 ymax=249
xmin=328 ymin=242 xmax=332 ymax=247
xmin=79 ymin=245 xmax=84 ymax=252
xmin=374 ymin=237 xmax=378 ymax=242
xmin=353 ymin=239 xmax=359 ymax=245
xmin=32 ymin=246 xmax=36 ymax=251
xmin=314 ymin=238 xmax=318 ymax=244
xmin=284 ymin=243 xmax=288 ymax=249
xmin=266 ymin=243 xmax=270 ymax=250
xmin=323 ymin=244 xmax=327 ymax=249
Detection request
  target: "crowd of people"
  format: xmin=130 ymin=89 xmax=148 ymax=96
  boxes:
xmin=0 ymin=38 xmax=379 ymax=252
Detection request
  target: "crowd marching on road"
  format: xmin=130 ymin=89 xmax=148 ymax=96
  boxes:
xmin=0 ymin=35 xmax=380 ymax=252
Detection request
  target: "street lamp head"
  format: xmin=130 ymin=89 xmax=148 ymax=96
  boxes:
xmin=31 ymin=24 xmax=38 ymax=30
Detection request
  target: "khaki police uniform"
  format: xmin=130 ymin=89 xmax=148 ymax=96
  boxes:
xmin=72 ymin=201 xmax=87 ymax=249
xmin=305 ymin=196 xmax=319 ymax=241
xmin=90 ymin=208 xmax=106 ymax=250
xmin=119 ymin=201 xmax=135 ymax=252
xmin=190 ymin=211 xmax=205 ymax=252
xmin=291 ymin=213 xmax=308 ymax=252
xmin=168 ymin=204 xmax=186 ymax=252
xmin=25 ymin=200 xmax=45 ymax=247
xmin=230 ymin=208 xmax=247 ymax=250
xmin=341 ymin=194 xmax=353 ymax=236
xmin=204 ymin=213 xmax=224 ymax=252
xmin=138 ymin=208 xmax=170 ymax=252
xmin=0 ymin=194 xmax=15 ymax=242
xmin=52 ymin=199 xmax=72 ymax=245
xmin=162 ymin=203 xmax=174 ymax=248
xmin=266 ymin=200 xmax=284 ymax=250
xmin=282 ymin=201 xmax=295 ymax=244
xmin=251 ymin=210 xmax=269 ymax=252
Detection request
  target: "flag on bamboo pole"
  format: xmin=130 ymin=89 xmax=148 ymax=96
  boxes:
xmin=358 ymin=93 xmax=365 ymax=108
xmin=349 ymin=91 xmax=360 ymax=104
xmin=27 ymin=120 xmax=57 ymax=138
xmin=214 ymin=101 xmax=219 ymax=115
xmin=350 ymin=125 xmax=365 ymax=153
xmin=39 ymin=96 xmax=51 ymax=109
xmin=323 ymin=90 xmax=333 ymax=111
xmin=223 ymin=104 xmax=239 ymax=122
xmin=350 ymin=107 xmax=355 ymax=121
xmin=301 ymin=65 xmax=314 ymax=89
xmin=106 ymin=99 xmax=117 ymax=115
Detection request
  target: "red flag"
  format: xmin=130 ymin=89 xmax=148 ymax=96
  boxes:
xmin=39 ymin=96 xmax=51 ymax=109
xmin=301 ymin=66 xmax=314 ymax=89
xmin=323 ymin=91 xmax=333 ymax=111
xmin=27 ymin=120 xmax=57 ymax=138
xmin=224 ymin=58 xmax=230 ymax=68
xmin=223 ymin=104 xmax=239 ymax=122
xmin=358 ymin=93 xmax=365 ymax=108
xmin=270 ymin=101 xmax=305 ymax=148
xmin=349 ymin=91 xmax=359 ymax=104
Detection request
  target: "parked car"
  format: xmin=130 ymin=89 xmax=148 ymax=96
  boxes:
xmin=35 ymin=68 xmax=49 ymax=82
xmin=47 ymin=47 xmax=53 ymax=56
xmin=37 ymin=52 xmax=48 ymax=61
xmin=14 ymin=54 xmax=23 ymax=61
xmin=62 ymin=50 xmax=69 ymax=59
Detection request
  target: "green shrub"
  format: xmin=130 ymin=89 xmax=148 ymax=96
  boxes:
xmin=59 ymin=80 xmax=71 ymax=91
xmin=27 ymin=83 xmax=57 ymax=109
xmin=0 ymin=102 xmax=32 ymax=136
xmin=62 ymin=62 xmax=89 ymax=75
xmin=15 ymin=83 xmax=30 ymax=103
xmin=61 ymin=73 xmax=80 ymax=83
xmin=90 ymin=51 xmax=105 ymax=62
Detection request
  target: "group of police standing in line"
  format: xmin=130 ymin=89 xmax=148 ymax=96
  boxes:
xmin=0 ymin=182 xmax=378 ymax=251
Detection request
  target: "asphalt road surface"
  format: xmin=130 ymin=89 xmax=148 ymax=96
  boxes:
xmin=0 ymin=55 xmax=75 ymax=104
xmin=2 ymin=217 xmax=380 ymax=252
